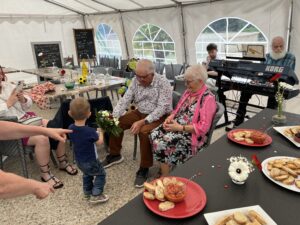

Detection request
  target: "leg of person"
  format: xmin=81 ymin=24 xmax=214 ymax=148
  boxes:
xmin=134 ymin=115 xmax=166 ymax=187
xmin=82 ymin=174 xmax=93 ymax=200
xmin=27 ymin=135 xmax=63 ymax=189
xmin=89 ymin=160 xmax=109 ymax=203
xmin=56 ymin=142 xmax=78 ymax=176
xmin=103 ymin=110 xmax=142 ymax=168
xmin=266 ymin=96 xmax=278 ymax=109
xmin=234 ymin=92 xmax=253 ymax=126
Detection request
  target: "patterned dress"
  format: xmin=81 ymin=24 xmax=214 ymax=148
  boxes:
xmin=150 ymin=98 xmax=202 ymax=166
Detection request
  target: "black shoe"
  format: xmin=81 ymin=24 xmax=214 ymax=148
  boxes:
xmin=134 ymin=167 xmax=149 ymax=188
xmin=102 ymin=155 xmax=124 ymax=169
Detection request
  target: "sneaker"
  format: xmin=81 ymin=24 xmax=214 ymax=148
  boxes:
xmin=83 ymin=194 xmax=91 ymax=201
xmin=89 ymin=194 xmax=109 ymax=203
xmin=102 ymin=155 xmax=124 ymax=169
xmin=134 ymin=167 xmax=149 ymax=188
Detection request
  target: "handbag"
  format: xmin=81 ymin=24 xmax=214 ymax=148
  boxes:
xmin=19 ymin=112 xmax=43 ymax=126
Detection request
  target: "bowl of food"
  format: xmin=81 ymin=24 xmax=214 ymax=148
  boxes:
xmin=164 ymin=181 xmax=187 ymax=203
xmin=250 ymin=131 xmax=267 ymax=144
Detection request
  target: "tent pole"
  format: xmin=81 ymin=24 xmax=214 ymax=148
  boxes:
xmin=119 ymin=12 xmax=129 ymax=59
xmin=82 ymin=15 xmax=87 ymax=29
xmin=287 ymin=0 xmax=293 ymax=51
xmin=179 ymin=3 xmax=187 ymax=64
xmin=44 ymin=0 xmax=85 ymax=15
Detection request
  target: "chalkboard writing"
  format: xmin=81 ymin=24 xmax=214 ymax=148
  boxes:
xmin=74 ymin=29 xmax=96 ymax=62
xmin=31 ymin=42 xmax=63 ymax=68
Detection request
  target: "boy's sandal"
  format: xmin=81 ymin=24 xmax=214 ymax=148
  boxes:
xmin=40 ymin=163 xmax=64 ymax=189
xmin=57 ymin=154 xmax=78 ymax=176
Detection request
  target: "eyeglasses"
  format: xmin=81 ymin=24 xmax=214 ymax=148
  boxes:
xmin=135 ymin=73 xmax=153 ymax=81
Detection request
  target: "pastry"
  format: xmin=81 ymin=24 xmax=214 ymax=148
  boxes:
xmin=273 ymin=174 xmax=289 ymax=181
xmin=248 ymin=210 xmax=267 ymax=225
xmin=215 ymin=215 xmax=233 ymax=225
xmin=281 ymin=166 xmax=298 ymax=177
xmin=226 ymin=220 xmax=239 ymax=225
xmin=295 ymin=180 xmax=300 ymax=189
xmin=143 ymin=192 xmax=155 ymax=200
xmin=158 ymin=201 xmax=175 ymax=211
xmin=270 ymin=168 xmax=281 ymax=178
xmin=282 ymin=176 xmax=295 ymax=185
xmin=144 ymin=182 xmax=156 ymax=194
xmin=233 ymin=212 xmax=248 ymax=224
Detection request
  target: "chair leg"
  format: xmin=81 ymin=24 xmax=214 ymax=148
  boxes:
xmin=110 ymin=90 xmax=114 ymax=100
xmin=115 ymin=90 xmax=120 ymax=100
xmin=50 ymin=150 xmax=58 ymax=168
xmin=18 ymin=141 xmax=28 ymax=178
xmin=86 ymin=92 xmax=91 ymax=100
xmin=133 ymin=135 xmax=138 ymax=160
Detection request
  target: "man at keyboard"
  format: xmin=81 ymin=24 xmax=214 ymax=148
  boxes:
xmin=233 ymin=36 xmax=296 ymax=127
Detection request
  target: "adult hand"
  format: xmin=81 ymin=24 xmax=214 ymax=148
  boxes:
xmin=130 ymin=120 xmax=145 ymax=135
xmin=16 ymin=91 xmax=27 ymax=104
xmin=44 ymin=128 xmax=73 ymax=143
xmin=164 ymin=120 xmax=183 ymax=132
xmin=6 ymin=89 xmax=18 ymax=108
xmin=163 ymin=114 xmax=175 ymax=128
xmin=32 ymin=181 xmax=54 ymax=199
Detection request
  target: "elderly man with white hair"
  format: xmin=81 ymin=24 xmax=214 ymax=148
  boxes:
xmin=234 ymin=36 xmax=297 ymax=127
xmin=150 ymin=65 xmax=217 ymax=176
xmin=102 ymin=59 xmax=173 ymax=187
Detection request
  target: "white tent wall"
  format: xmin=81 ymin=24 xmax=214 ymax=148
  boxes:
xmin=290 ymin=0 xmax=300 ymax=79
xmin=121 ymin=7 xmax=185 ymax=64
xmin=84 ymin=14 xmax=128 ymax=59
xmin=184 ymin=0 xmax=291 ymax=64
xmin=0 ymin=16 xmax=84 ymax=69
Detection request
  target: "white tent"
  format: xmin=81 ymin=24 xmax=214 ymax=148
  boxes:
xmin=0 ymin=0 xmax=299 ymax=78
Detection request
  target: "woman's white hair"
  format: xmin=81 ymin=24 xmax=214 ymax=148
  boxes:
xmin=184 ymin=64 xmax=208 ymax=82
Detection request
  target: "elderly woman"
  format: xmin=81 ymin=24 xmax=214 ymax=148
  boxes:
xmin=150 ymin=65 xmax=216 ymax=176
xmin=0 ymin=73 xmax=77 ymax=189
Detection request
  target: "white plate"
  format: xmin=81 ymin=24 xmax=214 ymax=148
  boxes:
xmin=204 ymin=205 xmax=277 ymax=225
xmin=261 ymin=156 xmax=300 ymax=193
xmin=273 ymin=126 xmax=300 ymax=148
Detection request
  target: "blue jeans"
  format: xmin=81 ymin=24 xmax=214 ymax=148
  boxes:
xmin=77 ymin=159 xmax=106 ymax=196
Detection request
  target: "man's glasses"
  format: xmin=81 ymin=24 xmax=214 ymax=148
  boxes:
xmin=135 ymin=73 xmax=153 ymax=81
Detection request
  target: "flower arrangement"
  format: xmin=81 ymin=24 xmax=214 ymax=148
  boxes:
xmin=228 ymin=156 xmax=254 ymax=185
xmin=59 ymin=69 xmax=66 ymax=76
xmin=38 ymin=52 xmax=47 ymax=68
xmin=95 ymin=110 xmax=123 ymax=137
xmin=272 ymin=81 xmax=288 ymax=124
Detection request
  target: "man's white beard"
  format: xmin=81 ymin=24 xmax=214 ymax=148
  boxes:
xmin=270 ymin=50 xmax=286 ymax=60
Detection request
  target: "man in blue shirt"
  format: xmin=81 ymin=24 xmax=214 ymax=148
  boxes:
xmin=234 ymin=36 xmax=296 ymax=127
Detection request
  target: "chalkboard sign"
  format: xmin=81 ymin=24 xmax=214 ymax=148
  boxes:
xmin=31 ymin=42 xmax=63 ymax=68
xmin=73 ymin=29 xmax=96 ymax=62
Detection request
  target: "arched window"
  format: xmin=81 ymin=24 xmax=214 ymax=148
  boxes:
xmin=95 ymin=23 xmax=122 ymax=58
xmin=132 ymin=23 xmax=176 ymax=64
xmin=195 ymin=17 xmax=268 ymax=63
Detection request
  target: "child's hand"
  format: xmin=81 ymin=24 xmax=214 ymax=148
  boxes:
xmin=96 ymin=129 xmax=104 ymax=145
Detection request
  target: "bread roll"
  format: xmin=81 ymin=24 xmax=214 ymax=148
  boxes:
xmin=248 ymin=210 xmax=266 ymax=225
xmin=143 ymin=192 xmax=155 ymax=200
xmin=233 ymin=212 xmax=248 ymax=224
xmin=158 ymin=201 xmax=175 ymax=212
xmin=144 ymin=182 xmax=156 ymax=194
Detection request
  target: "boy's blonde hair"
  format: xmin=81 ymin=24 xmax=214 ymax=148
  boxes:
xmin=69 ymin=97 xmax=90 ymax=120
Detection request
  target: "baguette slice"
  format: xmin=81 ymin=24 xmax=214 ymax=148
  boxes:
xmin=248 ymin=210 xmax=266 ymax=225
xmin=233 ymin=211 xmax=248 ymax=224
xmin=144 ymin=182 xmax=156 ymax=194
xmin=226 ymin=220 xmax=239 ymax=225
xmin=143 ymin=192 xmax=155 ymax=200
xmin=158 ymin=201 xmax=175 ymax=212
xmin=156 ymin=179 xmax=164 ymax=189
xmin=155 ymin=186 xmax=165 ymax=201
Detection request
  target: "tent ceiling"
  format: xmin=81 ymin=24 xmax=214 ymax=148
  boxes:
xmin=0 ymin=0 xmax=224 ymax=16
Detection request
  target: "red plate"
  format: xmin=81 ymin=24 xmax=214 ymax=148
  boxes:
xmin=143 ymin=177 xmax=207 ymax=219
xmin=227 ymin=129 xmax=272 ymax=147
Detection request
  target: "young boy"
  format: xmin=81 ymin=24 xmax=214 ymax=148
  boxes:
xmin=68 ymin=97 xmax=109 ymax=203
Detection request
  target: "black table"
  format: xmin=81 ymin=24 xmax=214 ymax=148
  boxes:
xmin=99 ymin=109 xmax=300 ymax=225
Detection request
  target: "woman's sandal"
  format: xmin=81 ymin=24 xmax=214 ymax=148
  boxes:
xmin=57 ymin=154 xmax=78 ymax=176
xmin=40 ymin=163 xmax=64 ymax=189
